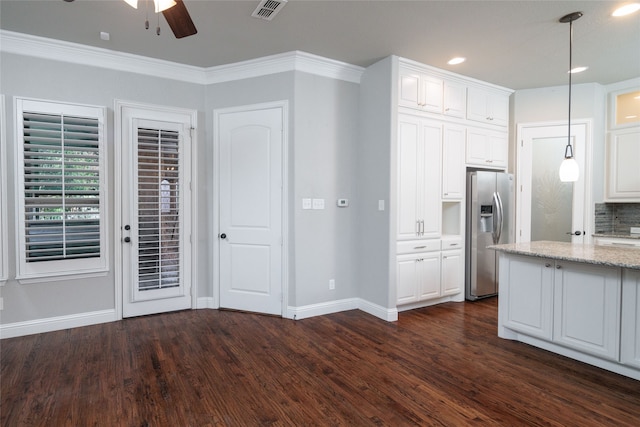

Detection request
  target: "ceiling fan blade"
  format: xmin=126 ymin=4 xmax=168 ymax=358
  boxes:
xmin=162 ymin=0 xmax=197 ymax=39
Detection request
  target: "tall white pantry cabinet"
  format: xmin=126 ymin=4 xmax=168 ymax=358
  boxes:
xmin=358 ymin=56 xmax=512 ymax=311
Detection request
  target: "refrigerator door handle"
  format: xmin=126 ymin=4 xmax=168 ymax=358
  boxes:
xmin=493 ymin=191 xmax=504 ymax=244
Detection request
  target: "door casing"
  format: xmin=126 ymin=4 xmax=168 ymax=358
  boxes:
xmin=516 ymin=120 xmax=593 ymax=244
xmin=114 ymin=100 xmax=198 ymax=319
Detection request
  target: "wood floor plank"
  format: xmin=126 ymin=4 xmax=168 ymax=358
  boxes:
xmin=2 ymin=297 xmax=639 ymax=426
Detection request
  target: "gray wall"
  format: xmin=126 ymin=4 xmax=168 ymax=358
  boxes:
xmin=0 ymin=52 xmax=206 ymax=324
xmin=292 ymin=72 xmax=359 ymax=306
xmin=1 ymin=49 xmax=362 ymax=326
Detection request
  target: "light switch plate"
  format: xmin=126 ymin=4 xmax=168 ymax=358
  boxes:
xmin=302 ymin=198 xmax=312 ymax=210
xmin=312 ymin=198 xmax=325 ymax=210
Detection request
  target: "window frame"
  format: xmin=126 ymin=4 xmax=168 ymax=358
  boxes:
xmin=15 ymin=97 xmax=109 ymax=282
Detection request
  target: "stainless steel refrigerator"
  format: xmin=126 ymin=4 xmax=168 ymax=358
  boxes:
xmin=465 ymin=171 xmax=514 ymax=300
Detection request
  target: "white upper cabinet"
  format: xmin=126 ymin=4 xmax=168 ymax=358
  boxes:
xmin=467 ymin=86 xmax=509 ymax=127
xmin=443 ymin=81 xmax=466 ymax=118
xmin=466 ymin=127 xmax=508 ymax=168
xmin=399 ymin=66 xmax=443 ymax=113
xmin=397 ymin=115 xmax=442 ymax=240
xmin=605 ymin=127 xmax=640 ymax=201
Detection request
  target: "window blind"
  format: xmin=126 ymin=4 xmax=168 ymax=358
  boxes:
xmin=23 ymin=111 xmax=101 ymax=262
xmin=137 ymin=128 xmax=180 ymax=291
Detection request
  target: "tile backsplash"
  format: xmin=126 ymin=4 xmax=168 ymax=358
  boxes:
xmin=595 ymin=203 xmax=640 ymax=234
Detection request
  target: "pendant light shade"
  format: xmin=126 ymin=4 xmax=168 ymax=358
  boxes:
xmin=558 ymin=11 xmax=582 ymax=183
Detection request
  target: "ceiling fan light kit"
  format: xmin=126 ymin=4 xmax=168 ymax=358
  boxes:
xmin=123 ymin=0 xmax=176 ymax=13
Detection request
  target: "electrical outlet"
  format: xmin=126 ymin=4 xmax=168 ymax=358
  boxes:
xmin=329 ymin=279 xmax=335 ymax=290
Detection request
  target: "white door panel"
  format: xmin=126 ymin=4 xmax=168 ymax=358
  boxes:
xmin=119 ymin=106 xmax=195 ymax=318
xmin=218 ymin=106 xmax=283 ymax=316
xmin=517 ymin=121 xmax=590 ymax=244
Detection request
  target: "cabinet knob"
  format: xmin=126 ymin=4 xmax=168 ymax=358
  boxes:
xmin=556 ymin=265 xmax=562 ymax=269
xmin=545 ymin=263 xmax=551 ymax=268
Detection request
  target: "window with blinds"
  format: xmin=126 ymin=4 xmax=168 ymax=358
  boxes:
xmin=137 ymin=128 xmax=180 ymax=291
xmin=16 ymin=98 xmax=107 ymax=280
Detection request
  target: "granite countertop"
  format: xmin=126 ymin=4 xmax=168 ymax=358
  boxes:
xmin=593 ymin=233 xmax=640 ymax=240
xmin=488 ymin=240 xmax=640 ymax=270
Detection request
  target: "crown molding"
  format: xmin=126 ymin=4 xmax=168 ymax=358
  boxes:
xmin=204 ymin=51 xmax=364 ymax=84
xmin=0 ymin=30 xmax=364 ymax=85
xmin=0 ymin=30 xmax=207 ymax=84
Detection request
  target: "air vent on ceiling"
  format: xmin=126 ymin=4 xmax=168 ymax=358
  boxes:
xmin=251 ymin=0 xmax=288 ymax=21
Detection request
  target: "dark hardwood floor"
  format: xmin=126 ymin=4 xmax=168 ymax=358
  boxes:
xmin=2 ymin=298 xmax=639 ymax=426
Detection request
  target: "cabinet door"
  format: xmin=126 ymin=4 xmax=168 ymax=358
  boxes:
xmin=418 ymin=120 xmax=442 ymax=237
xmin=397 ymin=254 xmax=420 ymax=305
xmin=503 ymin=255 xmax=554 ymax=340
xmin=418 ymin=252 xmax=441 ymax=300
xmin=466 ymin=128 xmax=507 ymax=168
xmin=488 ymin=132 xmax=508 ymax=167
xmin=442 ymin=125 xmax=465 ymax=199
xmin=441 ymin=250 xmax=462 ymax=296
xmin=466 ymin=128 xmax=490 ymax=166
xmin=487 ymin=92 xmax=509 ymax=127
xmin=420 ymin=75 xmax=444 ymax=113
xmin=443 ymin=81 xmax=466 ymax=118
xmin=397 ymin=116 xmax=421 ymax=240
xmin=621 ymin=269 xmax=640 ymax=369
xmin=399 ymin=70 xmax=421 ymax=109
xmin=553 ymin=261 xmax=621 ymax=361
xmin=606 ymin=128 xmax=640 ymax=201
xmin=467 ymin=87 xmax=509 ymax=127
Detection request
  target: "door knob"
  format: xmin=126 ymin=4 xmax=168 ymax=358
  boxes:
xmin=566 ymin=230 xmax=582 ymax=236
xmin=220 ymin=233 xmax=227 ymax=239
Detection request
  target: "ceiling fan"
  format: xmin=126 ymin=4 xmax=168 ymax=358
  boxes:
xmin=63 ymin=0 xmax=197 ymax=39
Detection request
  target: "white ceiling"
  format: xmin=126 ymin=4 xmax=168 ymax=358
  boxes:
xmin=1 ymin=0 xmax=639 ymax=90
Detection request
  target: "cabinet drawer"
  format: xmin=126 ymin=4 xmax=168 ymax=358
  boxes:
xmin=441 ymin=238 xmax=463 ymax=250
xmin=397 ymin=239 xmax=440 ymax=254
xmin=594 ymin=237 xmax=640 ymax=248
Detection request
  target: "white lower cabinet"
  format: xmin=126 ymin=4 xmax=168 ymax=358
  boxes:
xmin=441 ymin=250 xmax=462 ymax=296
xmin=397 ymin=239 xmax=463 ymax=305
xmin=503 ymin=255 xmax=621 ymax=360
xmin=553 ymin=261 xmax=621 ymax=361
xmin=503 ymin=255 xmax=554 ymax=340
xmin=622 ymin=269 xmax=640 ymax=369
xmin=397 ymin=251 xmax=441 ymax=305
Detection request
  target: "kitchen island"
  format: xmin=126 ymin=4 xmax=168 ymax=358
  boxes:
xmin=490 ymin=241 xmax=640 ymax=380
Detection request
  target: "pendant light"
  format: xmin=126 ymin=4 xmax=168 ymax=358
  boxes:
xmin=558 ymin=11 xmax=582 ymax=183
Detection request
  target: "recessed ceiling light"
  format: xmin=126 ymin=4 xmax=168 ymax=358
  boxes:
xmin=612 ymin=3 xmax=640 ymax=16
xmin=447 ymin=57 xmax=466 ymax=65
xmin=569 ymin=66 xmax=588 ymax=73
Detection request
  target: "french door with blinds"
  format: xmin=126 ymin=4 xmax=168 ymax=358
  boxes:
xmin=118 ymin=102 xmax=195 ymax=318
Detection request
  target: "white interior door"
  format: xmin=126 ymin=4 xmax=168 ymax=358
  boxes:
xmin=517 ymin=121 xmax=591 ymax=244
xmin=217 ymin=105 xmax=283 ymax=316
xmin=120 ymin=105 xmax=194 ymax=318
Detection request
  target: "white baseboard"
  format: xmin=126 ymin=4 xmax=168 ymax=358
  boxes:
xmin=358 ymin=299 xmax=399 ymax=322
xmin=0 ymin=309 xmax=117 ymax=339
xmin=287 ymin=298 xmax=398 ymax=322
xmin=288 ymin=298 xmax=359 ymax=320
xmin=197 ymin=297 xmax=217 ymax=309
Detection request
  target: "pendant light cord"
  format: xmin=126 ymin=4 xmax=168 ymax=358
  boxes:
xmin=566 ymin=19 xmax=573 ymax=159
